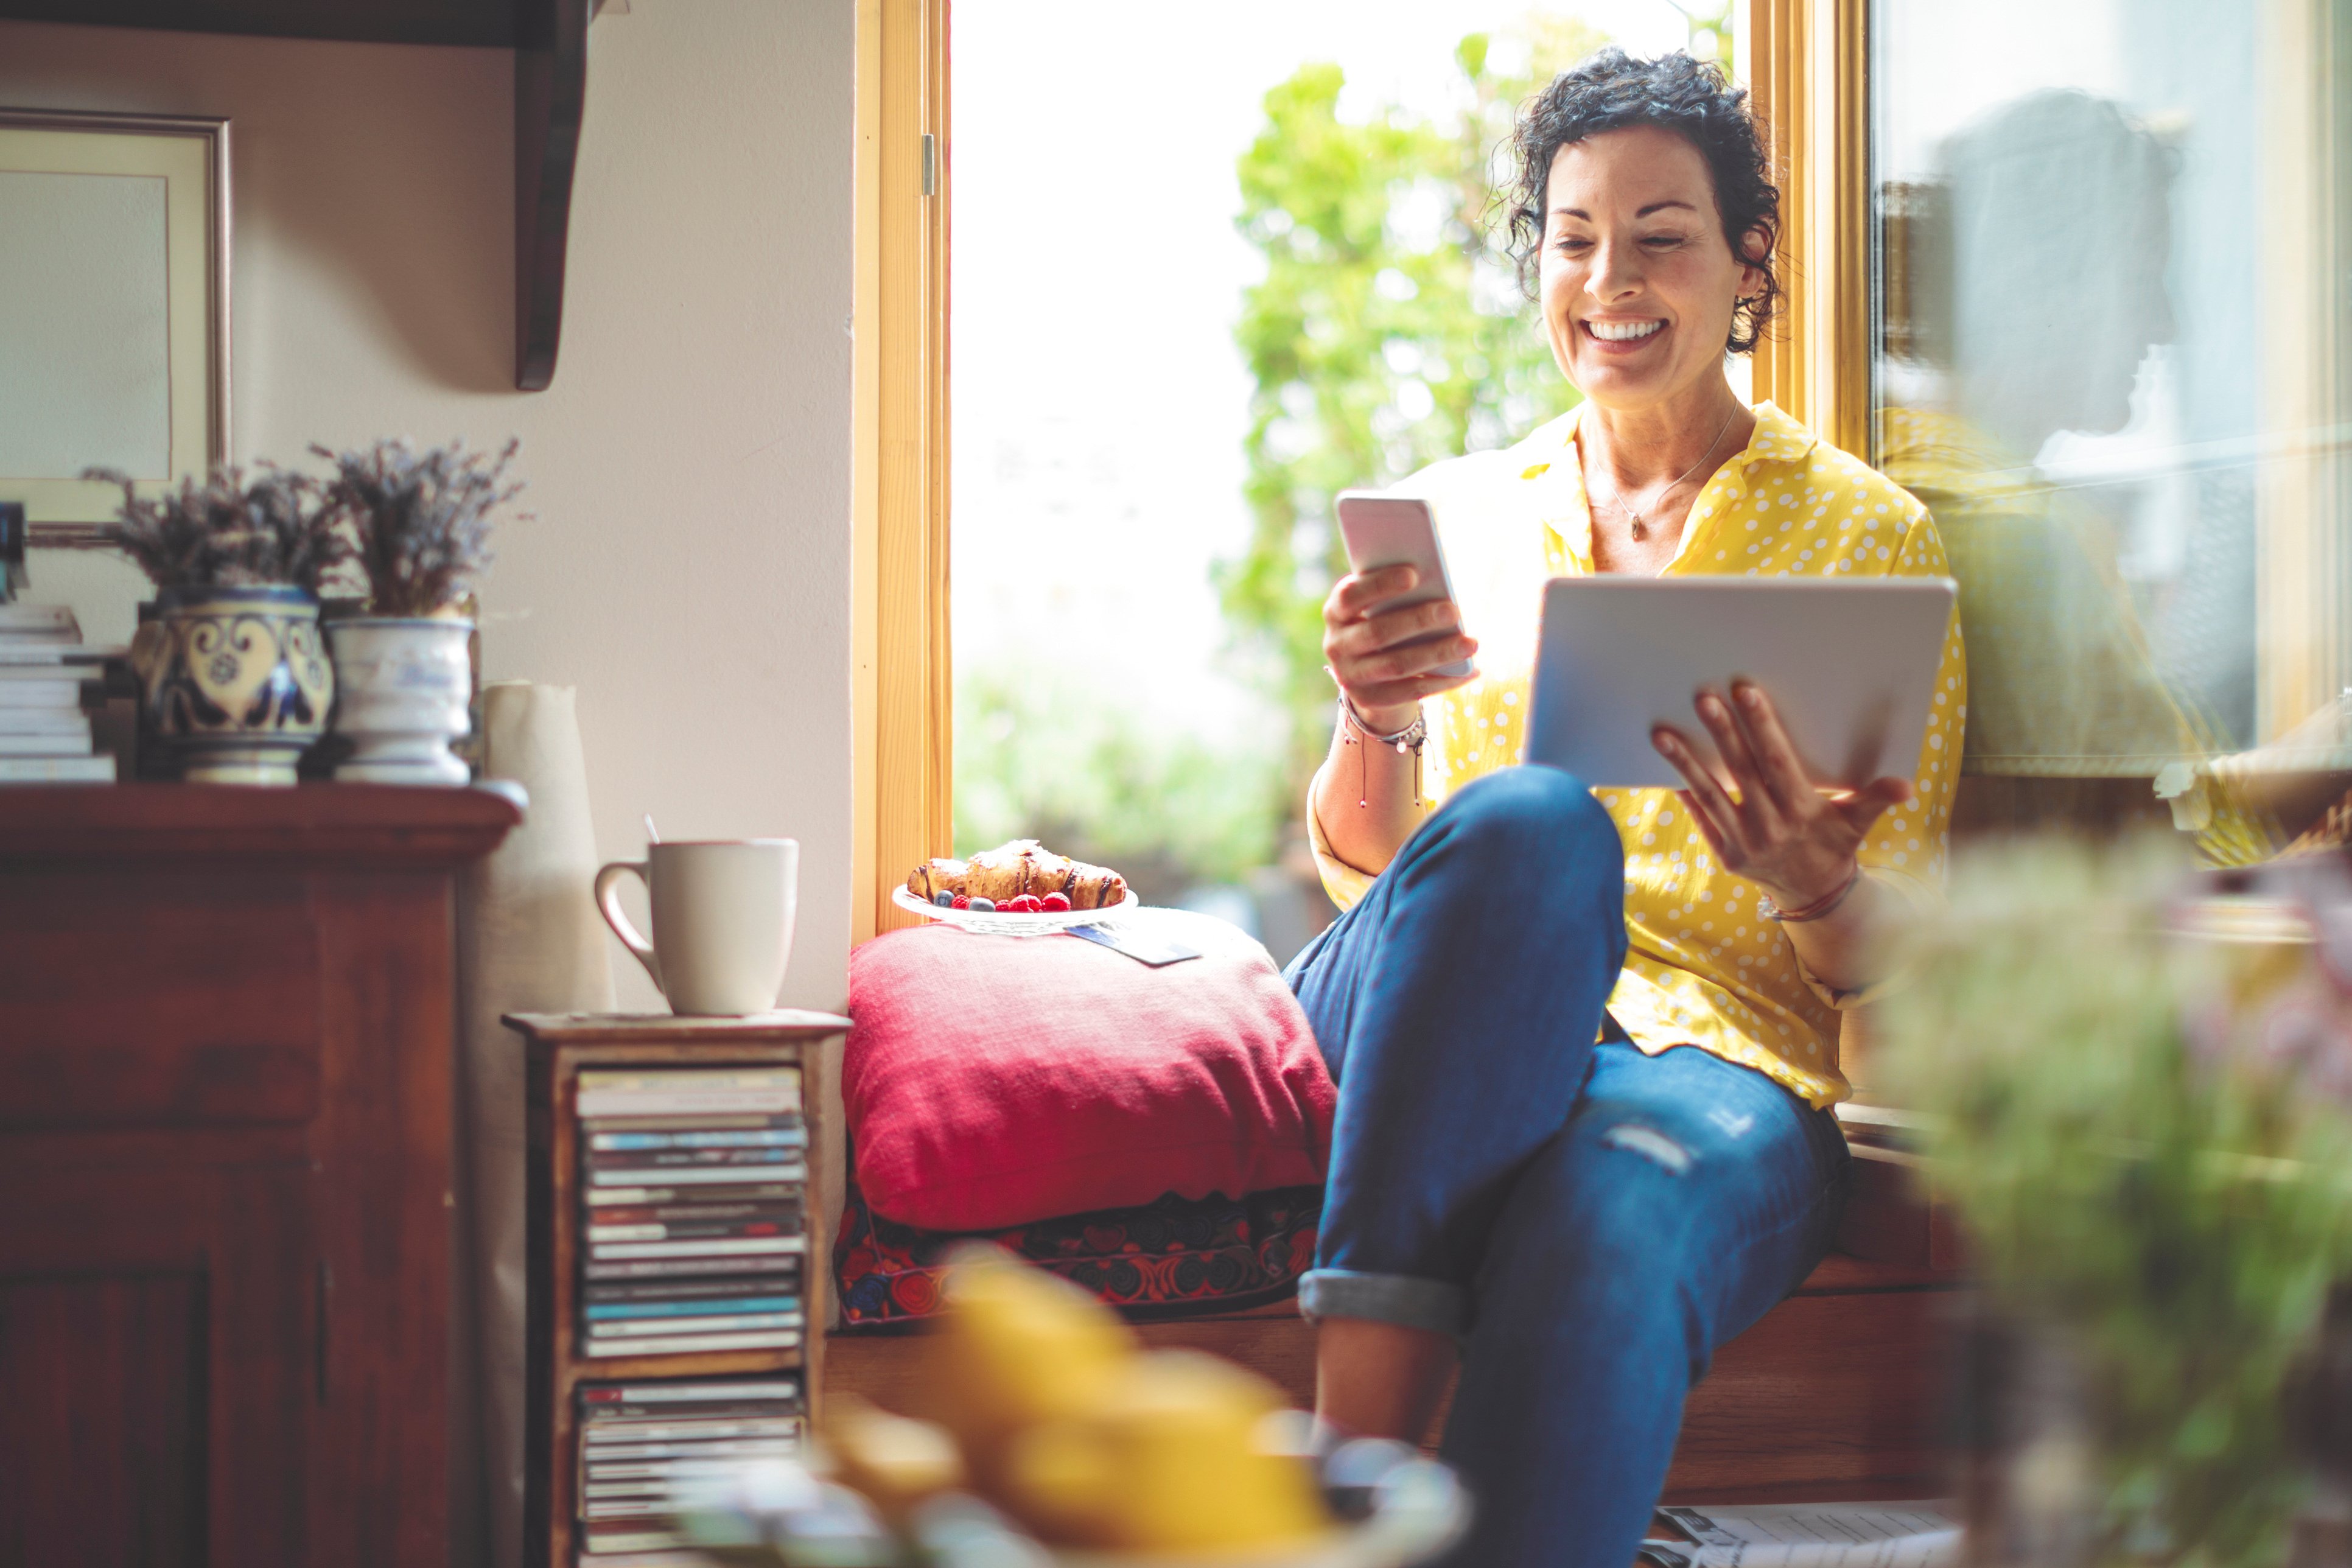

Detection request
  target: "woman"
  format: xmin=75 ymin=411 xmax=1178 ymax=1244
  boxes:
xmin=1285 ymin=49 xmax=1966 ymax=1566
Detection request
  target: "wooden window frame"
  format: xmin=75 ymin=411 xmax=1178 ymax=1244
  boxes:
xmin=1746 ymin=0 xmax=1871 ymax=463
xmin=852 ymin=2 xmax=1871 ymax=939
xmin=853 ymin=0 xmax=952 ymax=941
xmin=2255 ymin=0 xmax=2352 ymax=741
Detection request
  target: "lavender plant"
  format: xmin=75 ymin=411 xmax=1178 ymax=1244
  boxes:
xmin=1881 ymin=839 xmax=2352 ymax=1568
xmin=315 ymin=438 xmax=523 ymax=618
xmin=87 ymin=463 xmax=348 ymax=592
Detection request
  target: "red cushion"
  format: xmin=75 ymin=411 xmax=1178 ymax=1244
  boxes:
xmin=845 ymin=911 xmax=1333 ymax=1231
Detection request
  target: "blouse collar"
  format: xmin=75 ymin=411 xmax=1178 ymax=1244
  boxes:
xmin=1524 ymin=398 xmax=1813 ymax=573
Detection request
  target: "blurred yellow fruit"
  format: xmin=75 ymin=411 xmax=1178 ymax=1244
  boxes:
xmin=918 ymin=1245 xmax=1136 ymax=1461
xmin=1003 ymin=1350 xmax=1329 ymax=1552
xmin=822 ymin=1395 xmax=965 ymax=1522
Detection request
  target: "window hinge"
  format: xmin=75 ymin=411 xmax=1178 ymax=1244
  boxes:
xmin=922 ymin=132 xmax=937 ymax=197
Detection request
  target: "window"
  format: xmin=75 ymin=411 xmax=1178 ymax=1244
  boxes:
xmin=943 ymin=1 xmax=1733 ymax=960
xmin=861 ymin=0 xmax=2344 ymax=937
xmin=1871 ymin=0 xmax=2352 ymax=807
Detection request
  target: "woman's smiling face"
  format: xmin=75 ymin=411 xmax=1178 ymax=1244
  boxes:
xmin=1539 ymin=124 xmax=1762 ymax=411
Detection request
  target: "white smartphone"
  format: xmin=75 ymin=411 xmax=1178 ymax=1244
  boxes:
xmin=1334 ymin=490 xmax=1475 ymax=679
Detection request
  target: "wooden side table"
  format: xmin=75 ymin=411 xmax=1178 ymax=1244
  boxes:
xmin=505 ymin=1010 xmax=851 ymax=1568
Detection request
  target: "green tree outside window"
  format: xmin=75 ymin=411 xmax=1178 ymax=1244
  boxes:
xmin=1222 ymin=17 xmax=1614 ymax=802
xmin=961 ymin=12 xmax=1735 ymax=906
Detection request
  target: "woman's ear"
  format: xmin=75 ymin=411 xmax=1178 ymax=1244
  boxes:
xmin=1736 ymin=222 xmax=1773 ymax=296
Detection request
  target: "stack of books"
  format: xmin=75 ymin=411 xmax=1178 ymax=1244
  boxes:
xmin=576 ymin=1376 xmax=806 ymax=1559
xmin=0 ymin=603 xmax=114 ymax=783
xmin=577 ymin=1067 xmax=808 ymax=1359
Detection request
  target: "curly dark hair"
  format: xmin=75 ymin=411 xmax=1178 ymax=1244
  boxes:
xmin=1505 ymin=47 xmax=1782 ymax=355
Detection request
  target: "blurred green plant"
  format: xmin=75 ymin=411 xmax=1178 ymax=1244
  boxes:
xmin=1664 ymin=1 xmax=1735 ymax=75
xmin=1223 ymin=17 xmax=1608 ymax=796
xmin=1880 ymin=839 xmax=2352 ymax=1567
xmin=954 ymin=655 xmax=1288 ymax=902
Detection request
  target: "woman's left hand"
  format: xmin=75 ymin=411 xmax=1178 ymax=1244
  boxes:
xmin=1651 ymin=680 xmax=1911 ymax=911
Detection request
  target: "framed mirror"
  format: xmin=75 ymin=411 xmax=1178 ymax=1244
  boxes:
xmin=0 ymin=108 xmax=229 ymax=542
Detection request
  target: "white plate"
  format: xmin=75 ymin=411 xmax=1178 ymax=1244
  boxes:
xmin=891 ymin=884 xmax=1139 ymax=937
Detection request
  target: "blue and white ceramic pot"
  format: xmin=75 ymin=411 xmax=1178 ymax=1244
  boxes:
xmin=130 ymin=584 xmax=334 ymax=785
xmin=323 ymin=616 xmax=474 ymax=785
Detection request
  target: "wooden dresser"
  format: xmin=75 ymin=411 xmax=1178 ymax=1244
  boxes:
xmin=0 ymin=785 xmax=520 ymax=1568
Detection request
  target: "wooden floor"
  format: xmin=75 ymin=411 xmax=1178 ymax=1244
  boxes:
xmin=826 ymin=1148 xmax=1964 ymax=1502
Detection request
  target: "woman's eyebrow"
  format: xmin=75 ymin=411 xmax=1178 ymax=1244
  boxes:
xmin=1550 ymin=199 xmax=1701 ymax=220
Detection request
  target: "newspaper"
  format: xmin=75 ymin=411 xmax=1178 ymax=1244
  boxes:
xmin=1637 ymin=1501 xmax=1959 ymax=1568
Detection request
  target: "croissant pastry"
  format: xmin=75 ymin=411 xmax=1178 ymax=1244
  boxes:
xmin=907 ymin=839 xmax=1129 ymax=909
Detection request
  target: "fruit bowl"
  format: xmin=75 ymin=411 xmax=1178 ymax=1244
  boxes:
xmin=670 ymin=1447 xmax=1468 ymax=1568
xmin=891 ymin=884 xmax=1139 ymax=937
xmin=663 ymin=1254 xmax=1468 ymax=1568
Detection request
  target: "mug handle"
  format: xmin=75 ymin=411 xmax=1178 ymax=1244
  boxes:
xmin=593 ymin=860 xmax=664 ymax=994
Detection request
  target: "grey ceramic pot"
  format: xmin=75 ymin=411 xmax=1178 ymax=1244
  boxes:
xmin=323 ymin=616 xmax=474 ymax=784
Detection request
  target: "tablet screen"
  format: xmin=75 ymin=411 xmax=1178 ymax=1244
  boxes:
xmin=1524 ymin=576 xmax=1958 ymax=789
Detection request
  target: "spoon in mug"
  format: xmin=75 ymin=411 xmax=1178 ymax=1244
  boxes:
xmin=644 ymin=813 xmax=661 ymax=845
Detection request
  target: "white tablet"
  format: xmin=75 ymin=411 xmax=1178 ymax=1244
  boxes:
xmin=1523 ymin=576 xmax=1958 ymax=789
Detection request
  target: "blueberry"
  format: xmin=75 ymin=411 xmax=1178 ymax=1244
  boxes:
xmin=968 ymin=897 xmax=995 ymax=912
xmin=934 ymin=890 xmax=955 ymax=907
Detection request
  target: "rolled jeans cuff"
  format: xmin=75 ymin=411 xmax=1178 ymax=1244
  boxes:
xmin=1297 ymin=1268 xmax=1466 ymax=1337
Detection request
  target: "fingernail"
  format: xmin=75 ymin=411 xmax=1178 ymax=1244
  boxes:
xmin=1739 ymin=685 xmax=1763 ymax=709
xmin=1700 ymin=696 xmax=1724 ymax=719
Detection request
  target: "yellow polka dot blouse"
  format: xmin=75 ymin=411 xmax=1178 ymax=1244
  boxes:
xmin=1308 ymin=399 xmax=1967 ymax=1110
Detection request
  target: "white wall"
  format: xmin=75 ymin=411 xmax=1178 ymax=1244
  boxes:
xmin=0 ymin=1 xmax=856 ymax=1015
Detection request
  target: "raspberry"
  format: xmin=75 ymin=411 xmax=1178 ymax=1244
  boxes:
xmin=951 ymin=894 xmax=970 ymax=910
xmin=1040 ymin=892 xmax=1072 ymax=912
xmin=1007 ymin=894 xmax=1043 ymax=914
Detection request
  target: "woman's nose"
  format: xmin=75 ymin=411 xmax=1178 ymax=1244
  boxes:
xmin=1586 ymin=237 xmax=1641 ymax=302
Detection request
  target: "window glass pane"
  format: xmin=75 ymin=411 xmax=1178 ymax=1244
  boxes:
xmin=1873 ymin=0 xmax=2352 ymax=799
xmin=953 ymin=2 xmax=1723 ymax=958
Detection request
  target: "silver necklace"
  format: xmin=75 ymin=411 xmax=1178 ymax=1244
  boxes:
xmin=1588 ymin=403 xmax=1741 ymax=542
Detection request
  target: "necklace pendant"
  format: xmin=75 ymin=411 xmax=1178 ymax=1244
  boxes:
xmin=1629 ymin=516 xmax=1648 ymax=541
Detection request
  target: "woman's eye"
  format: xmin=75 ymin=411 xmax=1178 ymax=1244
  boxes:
xmin=1642 ymin=234 xmax=1689 ymax=250
xmin=1555 ymin=237 xmax=1592 ymax=254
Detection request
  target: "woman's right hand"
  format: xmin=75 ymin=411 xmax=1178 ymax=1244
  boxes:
xmin=1321 ymin=565 xmax=1480 ymax=730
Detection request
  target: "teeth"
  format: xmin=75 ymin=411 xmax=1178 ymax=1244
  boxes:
xmin=1591 ymin=319 xmax=1664 ymax=341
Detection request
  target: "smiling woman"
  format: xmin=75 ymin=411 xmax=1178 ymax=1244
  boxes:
xmin=1287 ymin=46 xmax=1966 ymax=1568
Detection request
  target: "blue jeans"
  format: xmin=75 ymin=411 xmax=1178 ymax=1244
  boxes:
xmin=1284 ymin=768 xmax=1851 ymax=1568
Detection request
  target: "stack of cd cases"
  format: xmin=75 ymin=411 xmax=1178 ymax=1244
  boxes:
xmin=574 ymin=1376 xmax=805 ymax=1557
xmin=576 ymin=1068 xmax=807 ymax=1358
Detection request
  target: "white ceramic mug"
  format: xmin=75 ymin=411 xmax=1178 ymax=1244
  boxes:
xmin=595 ymin=839 xmax=799 ymax=1015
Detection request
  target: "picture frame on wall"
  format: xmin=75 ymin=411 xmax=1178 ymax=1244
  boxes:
xmin=0 ymin=108 xmax=230 ymax=536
